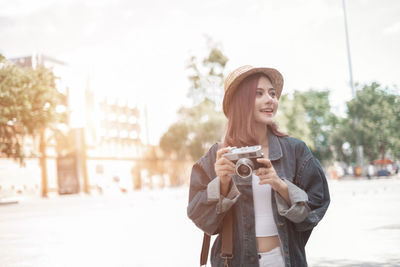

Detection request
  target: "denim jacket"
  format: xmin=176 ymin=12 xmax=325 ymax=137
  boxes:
xmin=187 ymin=131 xmax=330 ymax=267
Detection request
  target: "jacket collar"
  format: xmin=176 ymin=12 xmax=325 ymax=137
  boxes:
xmin=268 ymin=130 xmax=283 ymax=161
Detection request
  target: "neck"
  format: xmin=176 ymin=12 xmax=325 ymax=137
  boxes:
xmin=254 ymin=123 xmax=269 ymax=147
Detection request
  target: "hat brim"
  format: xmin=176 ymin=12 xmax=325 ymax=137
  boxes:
xmin=223 ymin=67 xmax=284 ymax=117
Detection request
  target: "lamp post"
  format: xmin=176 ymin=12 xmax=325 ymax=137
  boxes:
xmin=342 ymin=0 xmax=355 ymax=98
xmin=342 ymin=0 xmax=363 ymax=173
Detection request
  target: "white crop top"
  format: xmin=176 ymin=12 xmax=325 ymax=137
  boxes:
xmin=252 ymin=174 xmax=278 ymax=237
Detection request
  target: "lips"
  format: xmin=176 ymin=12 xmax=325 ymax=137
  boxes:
xmin=259 ymin=107 xmax=274 ymax=118
xmin=260 ymin=108 xmax=273 ymax=113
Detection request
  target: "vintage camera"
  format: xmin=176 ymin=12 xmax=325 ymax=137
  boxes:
xmin=223 ymin=145 xmax=264 ymax=178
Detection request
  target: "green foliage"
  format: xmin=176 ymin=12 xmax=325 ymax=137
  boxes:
xmin=276 ymin=94 xmax=313 ymax=146
xmin=160 ymin=43 xmax=228 ymax=161
xmin=277 ymin=90 xmax=338 ymax=163
xmin=161 ymin=43 xmax=400 ymax=166
xmin=279 ymin=85 xmax=400 ymax=165
xmin=186 ymin=42 xmax=227 ymax=107
xmin=342 ymin=82 xmax=400 ymax=162
xmin=159 ymin=122 xmax=189 ymax=160
xmin=160 ymin=99 xmax=226 ymax=161
xmin=295 ymin=90 xmax=338 ymax=161
xmin=0 ymin=54 xmax=65 ymax=163
xmin=329 ymin=117 xmax=356 ymax=163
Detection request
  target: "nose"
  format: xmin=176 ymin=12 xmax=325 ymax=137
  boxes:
xmin=262 ymin=92 xmax=273 ymax=103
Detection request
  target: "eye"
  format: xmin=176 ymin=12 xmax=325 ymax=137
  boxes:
xmin=256 ymin=90 xmax=263 ymax=96
xmin=269 ymin=90 xmax=276 ymax=98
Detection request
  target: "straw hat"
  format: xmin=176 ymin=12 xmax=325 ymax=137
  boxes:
xmin=223 ymin=65 xmax=284 ymax=116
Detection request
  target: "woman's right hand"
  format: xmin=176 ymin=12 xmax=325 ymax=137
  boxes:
xmin=215 ymin=147 xmax=236 ymax=185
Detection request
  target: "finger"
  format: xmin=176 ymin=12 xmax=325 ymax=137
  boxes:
xmin=217 ymin=157 xmax=236 ymax=168
xmin=257 ymin=158 xmax=272 ymax=168
xmin=216 ymin=147 xmax=232 ymax=160
xmin=259 ymin=177 xmax=273 ymax=185
xmin=222 ymin=171 xmax=235 ymax=177
xmin=218 ymin=168 xmax=235 ymax=177
xmin=255 ymin=167 xmax=272 ymax=176
xmin=215 ymin=163 xmax=235 ymax=172
xmin=259 ymin=172 xmax=276 ymax=180
xmin=255 ymin=167 xmax=268 ymax=174
xmin=216 ymin=165 xmax=235 ymax=174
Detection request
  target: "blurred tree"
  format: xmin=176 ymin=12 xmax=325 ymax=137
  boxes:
xmin=276 ymin=94 xmax=313 ymax=146
xmin=277 ymin=90 xmax=338 ymax=163
xmin=160 ymin=99 xmax=225 ymax=161
xmin=160 ymin=42 xmax=227 ymax=162
xmin=0 ymin=55 xmax=64 ymax=161
xmin=391 ymin=99 xmax=400 ymax=159
xmin=329 ymin=117 xmax=356 ymax=164
xmin=187 ymin=40 xmax=228 ymax=108
xmin=294 ymin=90 xmax=338 ymax=161
xmin=159 ymin=122 xmax=189 ymax=160
xmin=0 ymin=54 xmax=66 ymax=196
xmin=344 ymin=82 xmax=400 ymax=162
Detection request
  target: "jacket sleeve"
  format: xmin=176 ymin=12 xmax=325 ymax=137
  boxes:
xmin=187 ymin=145 xmax=241 ymax=236
xmin=290 ymin=142 xmax=330 ymax=232
xmin=274 ymin=178 xmax=311 ymax=223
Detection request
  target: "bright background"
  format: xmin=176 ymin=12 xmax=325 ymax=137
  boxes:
xmin=1 ymin=0 xmax=399 ymax=144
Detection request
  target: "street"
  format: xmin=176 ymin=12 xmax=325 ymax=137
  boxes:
xmin=1 ymin=177 xmax=400 ymax=267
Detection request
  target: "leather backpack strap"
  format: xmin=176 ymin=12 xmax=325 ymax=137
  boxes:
xmin=200 ymin=210 xmax=234 ymax=267
xmin=217 ymin=142 xmax=233 ymax=266
xmin=221 ymin=208 xmax=233 ymax=267
xmin=200 ymin=233 xmax=211 ymax=266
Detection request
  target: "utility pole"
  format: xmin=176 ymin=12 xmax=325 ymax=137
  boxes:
xmin=342 ymin=0 xmax=355 ymax=98
xmin=342 ymin=0 xmax=363 ymax=173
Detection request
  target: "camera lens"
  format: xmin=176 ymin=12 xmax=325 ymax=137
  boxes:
xmin=238 ymin=165 xmax=251 ymax=177
xmin=235 ymin=158 xmax=254 ymax=178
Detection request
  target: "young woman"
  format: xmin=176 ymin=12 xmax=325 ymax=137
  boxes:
xmin=187 ymin=65 xmax=330 ymax=267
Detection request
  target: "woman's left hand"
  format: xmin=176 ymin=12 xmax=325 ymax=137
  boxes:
xmin=255 ymin=158 xmax=285 ymax=192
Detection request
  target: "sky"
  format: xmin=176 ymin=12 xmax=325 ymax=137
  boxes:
xmin=1 ymin=0 xmax=399 ymax=145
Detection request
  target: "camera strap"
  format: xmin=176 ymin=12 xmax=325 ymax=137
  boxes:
xmin=200 ymin=233 xmax=210 ymax=266
xmin=200 ymin=209 xmax=233 ymax=266
xmin=221 ymin=208 xmax=233 ymax=266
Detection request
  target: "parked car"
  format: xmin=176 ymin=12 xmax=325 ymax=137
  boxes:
xmin=377 ymin=169 xmax=390 ymax=177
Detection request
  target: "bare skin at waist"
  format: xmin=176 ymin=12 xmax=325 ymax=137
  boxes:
xmin=257 ymin=236 xmax=280 ymax=253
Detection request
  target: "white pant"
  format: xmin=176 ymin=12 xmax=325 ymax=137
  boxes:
xmin=258 ymin=247 xmax=285 ymax=267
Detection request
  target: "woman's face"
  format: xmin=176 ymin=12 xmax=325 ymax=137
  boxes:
xmin=252 ymin=75 xmax=278 ymax=126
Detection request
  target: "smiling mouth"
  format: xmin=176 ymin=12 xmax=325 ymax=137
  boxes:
xmin=260 ymin=108 xmax=274 ymax=114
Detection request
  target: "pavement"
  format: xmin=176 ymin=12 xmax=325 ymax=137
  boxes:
xmin=0 ymin=198 xmax=19 ymax=205
xmin=0 ymin=176 xmax=400 ymax=267
xmin=306 ymin=176 xmax=400 ymax=267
